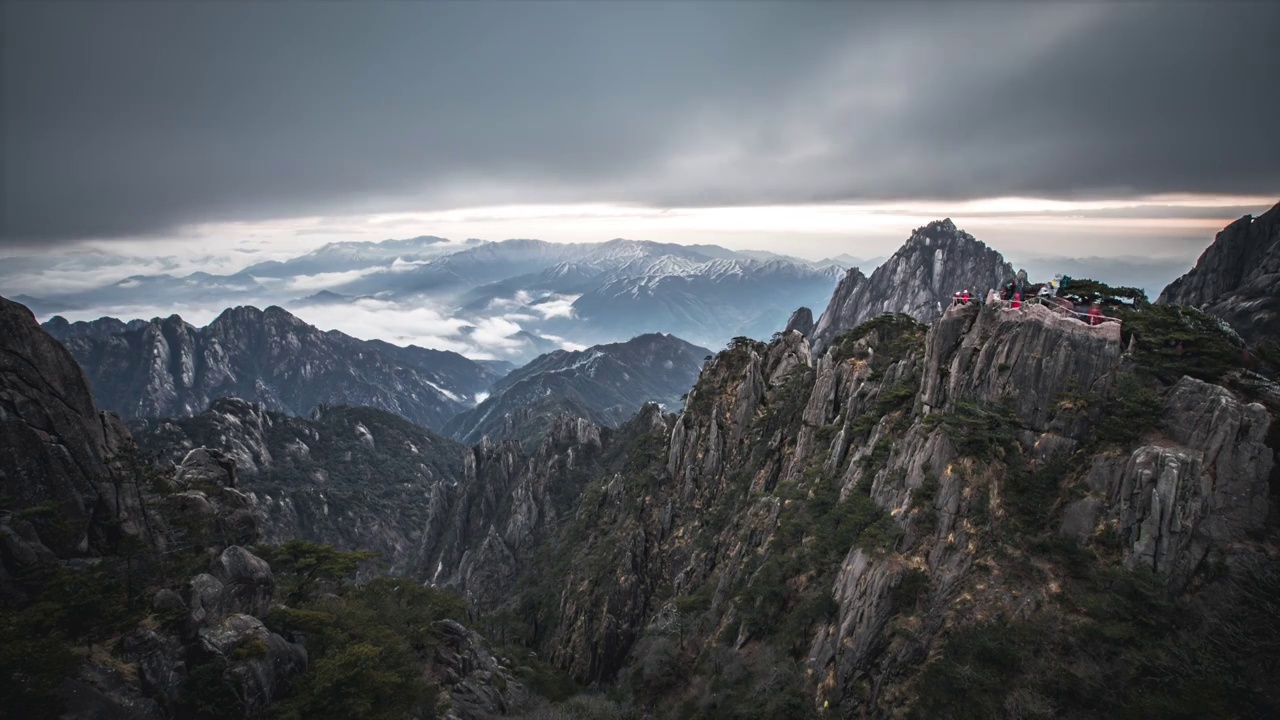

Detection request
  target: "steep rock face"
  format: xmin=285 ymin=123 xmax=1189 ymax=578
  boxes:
xmin=445 ymin=333 xmax=708 ymax=447
xmin=133 ymin=398 xmax=466 ymax=575
xmin=43 ymin=305 xmax=505 ymax=430
xmin=1062 ymin=376 xmax=1273 ymax=585
xmin=810 ymin=219 xmax=1013 ymax=353
xmin=784 ymin=306 xmax=815 ymax=336
xmin=920 ymin=300 xmax=1124 ymax=440
xmin=419 ymin=290 xmax=1275 ymax=714
xmin=1158 ymin=201 xmax=1280 ymax=346
xmin=418 ymin=413 xmax=619 ymax=613
xmin=0 ymin=296 xmax=154 ymax=577
xmin=434 ymin=619 xmax=530 ymax=720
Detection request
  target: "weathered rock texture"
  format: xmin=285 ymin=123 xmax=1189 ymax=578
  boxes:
xmin=1 ymin=295 xmax=308 ymax=718
xmin=0 ymin=295 xmax=153 ymax=577
xmin=810 ymin=219 xmax=1014 ymax=353
xmin=783 ymin=306 xmax=815 ymax=336
xmin=1062 ymin=377 xmax=1273 ymax=585
xmin=133 ymin=397 xmax=466 ymax=575
xmin=418 ymin=286 xmax=1274 ymax=714
xmin=1159 ymin=201 xmax=1280 ymax=346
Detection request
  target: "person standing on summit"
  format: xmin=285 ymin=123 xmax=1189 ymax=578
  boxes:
xmin=1088 ymin=303 xmax=1104 ymax=326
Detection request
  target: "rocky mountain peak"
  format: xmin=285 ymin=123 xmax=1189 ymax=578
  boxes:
xmin=0 ymin=296 xmax=147 ymax=562
xmin=783 ymin=306 xmax=815 ymax=336
xmin=810 ymin=219 xmax=1013 ymax=352
xmin=908 ymin=217 xmax=962 ymax=242
xmin=1158 ymin=200 xmax=1280 ymax=345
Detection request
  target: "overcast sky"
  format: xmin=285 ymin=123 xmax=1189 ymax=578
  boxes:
xmin=2 ymin=1 xmax=1277 ymax=268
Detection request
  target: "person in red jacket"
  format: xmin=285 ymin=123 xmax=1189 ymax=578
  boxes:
xmin=1011 ymin=292 xmax=1022 ymax=309
xmin=1088 ymin=303 xmax=1103 ymax=326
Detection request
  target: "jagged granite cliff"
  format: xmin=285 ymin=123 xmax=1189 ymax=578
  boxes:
xmin=1 ymin=295 xmax=154 ymax=583
xmin=1 ymin=295 xmax=307 ymax=717
xmin=132 ymin=398 xmax=466 ymax=575
xmin=1 ymin=295 xmax=542 ymax=719
xmin=418 ymin=290 xmax=1278 ymax=716
xmin=1159 ymin=200 xmax=1280 ymax=347
xmin=810 ymin=219 xmax=1013 ymax=353
xmin=42 ymin=305 xmax=506 ymax=430
xmin=783 ymin=306 xmax=815 ymax=336
xmin=444 ymin=333 xmax=709 ymax=447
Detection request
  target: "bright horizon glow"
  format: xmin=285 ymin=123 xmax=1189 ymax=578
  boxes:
xmin=4 ymin=193 xmax=1272 ymax=298
xmin=62 ymin=192 xmax=1268 ymax=265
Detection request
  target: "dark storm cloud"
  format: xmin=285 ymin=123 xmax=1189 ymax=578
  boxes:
xmin=2 ymin=1 xmax=1277 ymax=245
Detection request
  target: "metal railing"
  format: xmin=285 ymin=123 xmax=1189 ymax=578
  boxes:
xmin=987 ymin=295 xmax=1122 ymax=326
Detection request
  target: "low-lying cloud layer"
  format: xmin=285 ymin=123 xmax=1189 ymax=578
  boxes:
xmin=3 ymin=2 xmax=1277 ymax=246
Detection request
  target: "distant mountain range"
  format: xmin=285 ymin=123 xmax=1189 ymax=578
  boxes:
xmin=42 ymin=305 xmax=506 ymax=430
xmin=13 ymin=237 xmax=855 ymax=362
xmin=33 ymin=299 xmax=709 ymax=442
xmin=445 ymin=333 xmax=710 ymax=447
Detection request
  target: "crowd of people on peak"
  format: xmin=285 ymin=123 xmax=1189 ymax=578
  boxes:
xmin=950 ymin=270 xmax=1112 ymax=326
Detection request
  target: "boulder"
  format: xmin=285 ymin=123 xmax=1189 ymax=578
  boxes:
xmin=197 ymin=614 xmax=308 ymax=712
xmin=434 ymin=620 xmax=530 ymax=719
xmin=122 ymin=628 xmax=186 ymax=708
xmin=176 ymin=447 xmax=239 ymax=489
xmin=183 ymin=573 xmax=226 ymax=632
xmin=213 ymin=545 xmax=276 ymax=617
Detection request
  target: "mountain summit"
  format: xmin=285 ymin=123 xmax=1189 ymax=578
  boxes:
xmin=1159 ymin=201 xmax=1280 ymax=346
xmin=810 ymin=219 xmax=1013 ymax=351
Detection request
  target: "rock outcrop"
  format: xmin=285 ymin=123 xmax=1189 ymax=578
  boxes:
xmin=419 ymin=413 xmax=619 ymax=613
xmin=434 ymin=620 xmax=530 ymax=720
xmin=1062 ymin=376 xmax=1273 ymax=585
xmin=133 ymin=397 xmax=466 ymax=575
xmin=1158 ymin=201 xmax=1280 ymax=346
xmin=810 ymin=219 xmax=1014 ymax=353
xmin=920 ymin=300 xmax=1124 ymax=440
xmin=42 ymin=304 xmax=506 ymax=430
xmin=783 ymin=306 xmax=815 ymax=336
xmin=0 ymin=295 xmax=154 ymax=583
xmin=123 ymin=546 xmax=307 ymax=717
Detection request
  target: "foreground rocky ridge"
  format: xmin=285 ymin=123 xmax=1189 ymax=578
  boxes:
xmin=423 ymin=288 xmax=1278 ymax=716
xmin=1 ymin=296 xmax=536 ymax=719
xmin=42 ymin=305 xmax=505 ymax=431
